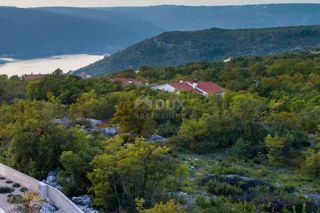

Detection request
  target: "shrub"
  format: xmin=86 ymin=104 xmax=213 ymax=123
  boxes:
xmin=0 ymin=177 xmax=6 ymax=180
xmin=0 ymin=186 xmax=15 ymax=194
xmin=5 ymin=180 xmax=13 ymax=184
xmin=157 ymin=121 xmax=177 ymax=137
xmin=12 ymin=183 xmax=21 ymax=188
xmin=303 ymin=149 xmax=320 ymax=178
xmin=20 ymin=187 xmax=28 ymax=192
xmin=7 ymin=194 xmax=23 ymax=204
xmin=206 ymin=179 xmax=242 ymax=196
xmin=231 ymin=138 xmax=251 ymax=157
xmin=139 ymin=200 xmax=186 ymax=213
xmin=195 ymin=195 xmax=212 ymax=209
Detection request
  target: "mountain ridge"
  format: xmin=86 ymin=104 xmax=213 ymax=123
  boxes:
xmin=76 ymin=25 xmax=320 ymax=76
xmin=2 ymin=4 xmax=320 ymax=59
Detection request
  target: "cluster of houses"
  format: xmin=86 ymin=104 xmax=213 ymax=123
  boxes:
xmin=111 ymin=77 xmax=225 ymax=96
xmin=22 ymin=72 xmax=225 ymax=96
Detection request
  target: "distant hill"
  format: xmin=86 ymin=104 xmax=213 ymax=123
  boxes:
xmin=0 ymin=7 xmax=161 ymax=58
xmin=76 ymin=25 xmax=320 ymax=76
xmin=96 ymin=4 xmax=320 ymax=30
xmin=2 ymin=4 xmax=320 ymax=58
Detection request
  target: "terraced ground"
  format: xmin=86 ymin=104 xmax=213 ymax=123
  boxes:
xmin=174 ymin=152 xmax=320 ymax=212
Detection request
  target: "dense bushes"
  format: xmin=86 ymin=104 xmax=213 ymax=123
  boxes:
xmin=0 ymin=53 xmax=320 ymax=211
xmin=88 ymin=137 xmax=181 ymax=212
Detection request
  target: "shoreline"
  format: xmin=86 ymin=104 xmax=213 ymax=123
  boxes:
xmin=0 ymin=54 xmax=104 ymax=77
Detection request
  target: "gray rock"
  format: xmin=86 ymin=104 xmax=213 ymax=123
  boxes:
xmin=40 ymin=202 xmax=58 ymax=213
xmin=305 ymin=193 xmax=320 ymax=208
xmin=86 ymin=118 xmax=104 ymax=127
xmin=51 ymin=118 xmax=71 ymax=126
xmin=94 ymin=127 xmax=118 ymax=136
xmin=148 ymin=134 xmax=167 ymax=143
xmin=44 ymin=170 xmax=62 ymax=190
xmin=72 ymin=195 xmax=99 ymax=213
xmin=72 ymin=195 xmax=92 ymax=206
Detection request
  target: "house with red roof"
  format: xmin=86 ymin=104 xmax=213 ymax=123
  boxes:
xmin=22 ymin=73 xmax=48 ymax=81
xmin=152 ymin=81 xmax=225 ymax=96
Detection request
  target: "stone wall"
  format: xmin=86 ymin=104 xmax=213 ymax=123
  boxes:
xmin=0 ymin=163 xmax=83 ymax=213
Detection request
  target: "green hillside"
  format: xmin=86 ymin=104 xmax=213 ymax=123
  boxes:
xmin=1 ymin=53 xmax=320 ymax=212
xmin=77 ymin=25 xmax=320 ymax=76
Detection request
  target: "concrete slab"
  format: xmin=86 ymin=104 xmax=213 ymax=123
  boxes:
xmin=0 ymin=177 xmax=26 ymax=212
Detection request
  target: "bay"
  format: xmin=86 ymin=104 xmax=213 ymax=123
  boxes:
xmin=0 ymin=54 xmax=104 ymax=76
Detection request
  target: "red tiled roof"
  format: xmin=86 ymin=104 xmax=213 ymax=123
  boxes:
xmin=196 ymin=82 xmax=224 ymax=94
xmin=169 ymin=82 xmax=195 ymax=91
xmin=23 ymin=74 xmax=48 ymax=81
xmin=167 ymin=81 xmax=224 ymax=95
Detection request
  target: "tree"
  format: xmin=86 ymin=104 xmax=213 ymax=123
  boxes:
xmin=69 ymin=90 xmax=100 ymax=119
xmin=88 ymin=137 xmax=177 ymax=212
xmin=8 ymin=119 xmax=67 ymax=178
xmin=303 ymin=148 xmax=320 ymax=178
xmin=265 ymin=135 xmax=285 ymax=164
xmin=58 ymin=128 xmax=102 ymax=196
xmin=112 ymin=101 xmax=155 ymax=137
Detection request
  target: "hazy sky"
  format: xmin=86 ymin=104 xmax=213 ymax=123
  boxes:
xmin=0 ymin=0 xmax=318 ymax=7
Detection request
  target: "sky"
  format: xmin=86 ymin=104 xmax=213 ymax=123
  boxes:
xmin=0 ymin=0 xmax=318 ymax=7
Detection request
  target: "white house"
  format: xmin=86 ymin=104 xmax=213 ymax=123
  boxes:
xmin=152 ymin=81 xmax=225 ymax=96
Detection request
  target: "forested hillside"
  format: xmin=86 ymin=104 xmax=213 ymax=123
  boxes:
xmin=2 ymin=4 xmax=320 ymax=58
xmin=77 ymin=25 xmax=320 ymax=76
xmin=0 ymin=53 xmax=319 ymax=212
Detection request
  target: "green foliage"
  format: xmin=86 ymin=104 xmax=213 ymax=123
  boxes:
xmin=0 ymin=187 xmax=14 ymax=194
xmin=69 ymin=90 xmax=100 ymax=119
xmin=7 ymin=119 xmax=68 ymax=178
xmin=1 ymin=53 xmax=320 ymax=212
xmin=303 ymin=148 xmax=320 ymax=178
xmin=210 ymin=196 xmax=257 ymax=213
xmin=0 ymin=75 xmax=26 ymax=103
xmin=157 ymin=121 xmax=178 ymax=137
xmin=20 ymin=187 xmax=28 ymax=193
xmin=206 ymin=179 xmax=242 ymax=196
xmin=88 ymin=137 xmax=178 ymax=211
xmin=231 ymin=138 xmax=252 ymax=157
xmin=12 ymin=183 xmax=21 ymax=188
xmin=58 ymin=128 xmax=102 ymax=196
xmin=27 ymin=71 xmax=122 ymax=104
xmin=79 ymin=25 xmax=320 ymax=76
xmin=139 ymin=200 xmax=186 ymax=213
xmin=112 ymin=101 xmax=156 ymax=137
xmin=7 ymin=194 xmax=23 ymax=204
xmin=195 ymin=195 xmax=212 ymax=209
xmin=265 ymin=135 xmax=286 ymax=164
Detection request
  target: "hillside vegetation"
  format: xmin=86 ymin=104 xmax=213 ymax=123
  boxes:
xmin=77 ymin=25 xmax=320 ymax=76
xmin=2 ymin=4 xmax=320 ymax=58
xmin=1 ymin=53 xmax=320 ymax=212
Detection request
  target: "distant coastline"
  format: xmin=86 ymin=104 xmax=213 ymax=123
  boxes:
xmin=0 ymin=54 xmax=103 ymax=77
